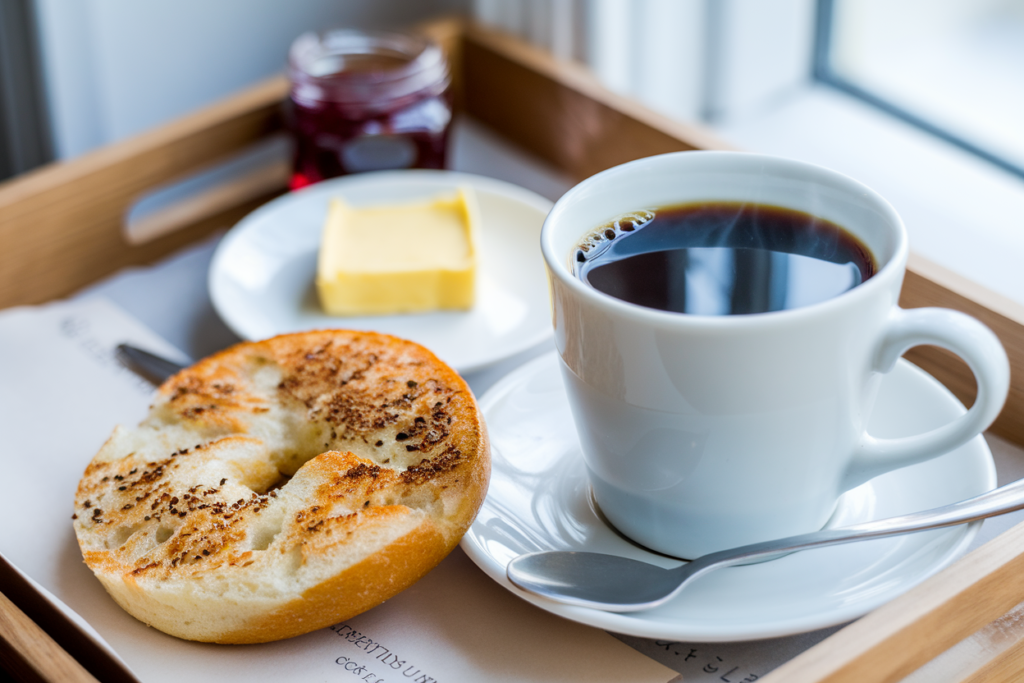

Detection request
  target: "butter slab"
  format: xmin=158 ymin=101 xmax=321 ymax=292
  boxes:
xmin=316 ymin=189 xmax=479 ymax=315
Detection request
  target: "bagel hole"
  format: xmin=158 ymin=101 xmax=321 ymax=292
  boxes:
xmin=261 ymin=471 xmax=292 ymax=495
xmin=155 ymin=526 xmax=174 ymax=544
xmin=110 ymin=524 xmax=144 ymax=548
xmin=250 ymin=512 xmax=285 ymax=551
xmin=275 ymin=450 xmax=312 ymax=477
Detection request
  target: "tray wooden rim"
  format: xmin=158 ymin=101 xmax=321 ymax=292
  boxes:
xmin=2 ymin=15 xmax=1024 ymax=683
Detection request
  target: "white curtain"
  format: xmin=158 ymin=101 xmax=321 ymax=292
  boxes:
xmin=471 ymin=0 xmax=816 ymax=127
xmin=472 ymin=0 xmax=708 ymax=122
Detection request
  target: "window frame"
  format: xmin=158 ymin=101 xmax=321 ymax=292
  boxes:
xmin=811 ymin=0 xmax=1024 ymax=182
xmin=681 ymin=0 xmax=1024 ymax=306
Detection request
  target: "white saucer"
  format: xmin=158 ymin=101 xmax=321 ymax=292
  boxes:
xmin=461 ymin=352 xmax=996 ymax=642
xmin=208 ymin=170 xmax=554 ymax=374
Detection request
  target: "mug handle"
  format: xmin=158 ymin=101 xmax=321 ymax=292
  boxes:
xmin=843 ymin=307 xmax=1010 ymax=490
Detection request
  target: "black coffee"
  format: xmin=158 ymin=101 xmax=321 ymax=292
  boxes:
xmin=573 ymin=202 xmax=875 ymax=315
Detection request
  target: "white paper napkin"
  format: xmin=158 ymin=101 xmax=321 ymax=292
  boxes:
xmin=0 ymin=297 xmax=678 ymax=683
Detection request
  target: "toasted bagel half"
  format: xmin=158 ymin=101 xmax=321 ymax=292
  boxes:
xmin=73 ymin=330 xmax=489 ymax=643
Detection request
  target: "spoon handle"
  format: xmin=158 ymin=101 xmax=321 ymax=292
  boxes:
xmin=507 ymin=476 xmax=1024 ymax=613
xmin=116 ymin=344 xmax=187 ymax=385
xmin=685 ymin=476 xmax=1024 ymax=584
xmin=838 ymin=475 xmax=1024 ymax=537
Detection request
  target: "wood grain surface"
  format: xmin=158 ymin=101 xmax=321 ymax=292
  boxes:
xmin=461 ymin=22 xmax=735 ymax=180
xmin=0 ymin=591 xmax=98 ymax=683
xmin=900 ymin=598 xmax=1024 ymax=683
xmin=760 ymin=521 xmax=1024 ymax=683
xmin=0 ymin=75 xmax=288 ymax=309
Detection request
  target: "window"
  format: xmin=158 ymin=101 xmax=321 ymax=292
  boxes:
xmin=818 ymin=0 xmax=1024 ymax=181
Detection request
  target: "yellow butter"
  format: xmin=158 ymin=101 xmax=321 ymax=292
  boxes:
xmin=316 ymin=188 xmax=479 ymax=315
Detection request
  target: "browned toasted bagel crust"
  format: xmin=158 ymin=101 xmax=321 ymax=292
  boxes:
xmin=72 ymin=330 xmax=489 ymax=643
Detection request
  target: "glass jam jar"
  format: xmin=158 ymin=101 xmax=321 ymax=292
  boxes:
xmin=287 ymin=30 xmax=452 ymax=189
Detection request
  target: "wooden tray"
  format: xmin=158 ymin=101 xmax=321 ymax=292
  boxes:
xmin=3 ymin=17 xmax=1024 ymax=683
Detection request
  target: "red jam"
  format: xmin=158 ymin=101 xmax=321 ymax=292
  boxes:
xmin=287 ymin=30 xmax=452 ymax=189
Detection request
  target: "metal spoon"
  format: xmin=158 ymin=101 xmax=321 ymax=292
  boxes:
xmin=507 ymin=475 xmax=1024 ymax=612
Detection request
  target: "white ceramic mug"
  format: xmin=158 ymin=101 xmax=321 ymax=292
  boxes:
xmin=541 ymin=151 xmax=1010 ymax=559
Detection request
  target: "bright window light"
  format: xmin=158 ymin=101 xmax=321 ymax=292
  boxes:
xmin=822 ymin=0 xmax=1024 ymax=178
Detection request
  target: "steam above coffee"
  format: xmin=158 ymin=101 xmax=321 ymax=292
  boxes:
xmin=572 ymin=202 xmax=876 ymax=315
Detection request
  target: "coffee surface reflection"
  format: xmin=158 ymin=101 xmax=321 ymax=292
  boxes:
xmin=573 ymin=202 xmax=876 ymax=315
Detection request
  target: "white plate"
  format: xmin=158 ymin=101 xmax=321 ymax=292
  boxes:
xmin=209 ymin=170 xmax=554 ymax=374
xmin=461 ymin=352 xmax=996 ymax=641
